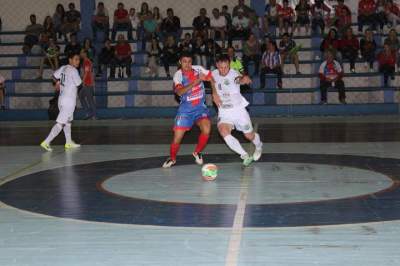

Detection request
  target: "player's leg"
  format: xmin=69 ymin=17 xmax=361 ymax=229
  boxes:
xmin=63 ymin=107 xmax=80 ymax=150
xmin=237 ymin=108 xmax=263 ymax=161
xmin=193 ymin=117 xmax=211 ymax=165
xmin=41 ymin=123 xmax=63 ymax=151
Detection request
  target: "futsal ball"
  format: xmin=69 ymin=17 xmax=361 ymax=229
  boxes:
xmin=201 ymin=163 xmax=218 ymax=181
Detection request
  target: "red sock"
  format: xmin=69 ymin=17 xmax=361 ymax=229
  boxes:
xmin=170 ymin=143 xmax=180 ymax=161
xmin=194 ymin=134 xmax=209 ymax=154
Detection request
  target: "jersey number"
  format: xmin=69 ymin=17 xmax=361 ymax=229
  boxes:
xmin=60 ymin=73 xmax=66 ymax=86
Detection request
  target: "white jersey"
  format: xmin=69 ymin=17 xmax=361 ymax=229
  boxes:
xmin=53 ymin=65 xmax=82 ymax=106
xmin=212 ymin=69 xmax=249 ymax=109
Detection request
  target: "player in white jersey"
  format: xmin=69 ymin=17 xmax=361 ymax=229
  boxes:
xmin=40 ymin=53 xmax=82 ymax=151
xmin=211 ymin=54 xmax=263 ymax=166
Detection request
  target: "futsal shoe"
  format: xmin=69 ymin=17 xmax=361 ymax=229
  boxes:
xmin=65 ymin=141 xmax=81 ymax=150
xmin=253 ymin=147 xmax=263 ymax=161
xmin=162 ymin=158 xmax=176 ymax=168
xmin=241 ymin=154 xmax=254 ymax=167
xmin=192 ymin=152 xmax=204 ymax=165
xmin=40 ymin=141 xmax=53 ymax=152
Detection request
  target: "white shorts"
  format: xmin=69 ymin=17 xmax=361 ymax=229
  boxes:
xmin=218 ymin=107 xmax=253 ymax=133
xmin=56 ymin=103 xmax=75 ymax=124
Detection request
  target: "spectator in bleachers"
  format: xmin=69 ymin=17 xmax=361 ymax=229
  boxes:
xmin=64 ymin=33 xmax=81 ymax=60
xmin=23 ymin=14 xmax=44 ymax=54
xmin=43 ymin=16 xmax=56 ymax=41
xmin=334 ymin=0 xmax=352 ymax=35
xmin=192 ymin=8 xmax=210 ymax=39
xmin=385 ymin=0 xmax=400 ymax=28
xmin=179 ymin=33 xmax=193 ymax=54
xmin=153 ymin=7 xmax=163 ymax=35
xmin=227 ymin=46 xmax=244 ymax=73
xmin=210 ymin=8 xmax=227 ymax=49
xmin=97 ymin=39 xmax=115 ymax=77
xmin=339 ymin=28 xmax=359 ymax=73
xmin=92 ymin=2 xmax=109 ymax=41
xmin=294 ymin=0 xmax=311 ymax=35
xmin=260 ymin=40 xmax=283 ymax=89
xmin=112 ymin=34 xmax=132 ymax=78
xmin=360 ymin=29 xmax=377 ymax=72
xmin=279 ymin=33 xmax=300 ymax=74
xmin=161 ymin=35 xmax=179 ymax=78
xmin=233 ymin=0 xmax=253 ymax=18
xmin=278 ymin=0 xmax=295 ymax=36
xmin=0 ymin=74 xmax=6 ymax=110
xmin=63 ymin=3 xmax=81 ymax=37
xmin=358 ymin=0 xmax=377 ymax=33
xmin=242 ymin=33 xmax=261 ymax=76
xmin=161 ymin=8 xmax=181 ymax=42
xmin=111 ymin=3 xmax=133 ymax=41
xmin=383 ymin=29 xmax=399 ymax=69
xmin=205 ymin=38 xmax=222 ymax=68
xmin=311 ymin=0 xmax=331 ymax=35
xmin=264 ymin=0 xmax=280 ymax=33
xmin=376 ymin=0 xmax=387 ymax=33
xmin=53 ymin=4 xmax=65 ymax=40
xmin=146 ymin=37 xmax=161 ymax=77
xmin=320 ymin=28 xmax=341 ymax=60
xmin=129 ymin=8 xmax=139 ymax=37
xmin=248 ymin=10 xmax=263 ymax=40
xmin=229 ymin=10 xmax=250 ymax=46
xmin=319 ymin=50 xmax=346 ymax=104
xmin=221 ymin=5 xmax=232 ymax=31
xmin=137 ymin=3 xmax=151 ymax=45
xmin=378 ymin=43 xmax=396 ymax=86
xmin=38 ymin=38 xmax=60 ymax=79
xmin=192 ymin=35 xmax=207 ymax=67
xmin=79 ymin=49 xmax=96 ymax=119
xmin=143 ymin=11 xmax=158 ymax=44
xmin=83 ymin=38 xmax=95 ymax=61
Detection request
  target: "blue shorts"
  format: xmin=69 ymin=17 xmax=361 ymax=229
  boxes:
xmin=173 ymin=107 xmax=210 ymax=131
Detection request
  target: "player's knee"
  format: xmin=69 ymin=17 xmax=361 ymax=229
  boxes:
xmin=244 ymin=132 xmax=255 ymax=141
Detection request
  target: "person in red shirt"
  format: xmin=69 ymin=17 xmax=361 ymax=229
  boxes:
xmin=320 ymin=28 xmax=341 ymax=60
xmin=378 ymin=43 xmax=396 ymax=87
xmin=339 ymin=28 xmax=360 ymax=73
xmin=111 ymin=2 xmax=133 ymax=41
xmin=385 ymin=0 xmax=400 ymax=28
xmin=278 ymin=0 xmax=295 ymax=35
xmin=79 ymin=49 xmax=96 ymax=119
xmin=334 ymin=0 xmax=352 ymax=35
xmin=319 ymin=50 xmax=346 ymax=104
xmin=111 ymin=34 xmax=132 ymax=78
xmin=358 ymin=0 xmax=377 ymax=33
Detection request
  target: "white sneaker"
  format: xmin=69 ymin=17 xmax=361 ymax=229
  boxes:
xmin=193 ymin=152 xmax=204 ymax=165
xmin=253 ymin=147 xmax=263 ymax=161
xmin=241 ymin=153 xmax=253 ymax=167
xmin=162 ymin=158 xmax=176 ymax=168
xmin=65 ymin=141 xmax=81 ymax=150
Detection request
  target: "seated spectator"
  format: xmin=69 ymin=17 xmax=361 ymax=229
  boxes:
xmin=79 ymin=49 xmax=96 ymax=120
xmin=248 ymin=10 xmax=262 ymax=40
xmin=320 ymin=28 xmax=341 ymax=60
xmin=137 ymin=3 xmax=151 ymax=45
xmin=129 ymin=8 xmax=139 ymax=34
xmin=334 ymin=0 xmax=352 ymax=35
xmin=97 ymin=39 xmax=115 ymax=77
xmin=210 ymin=8 xmax=227 ymax=48
xmin=146 ymin=38 xmax=162 ymax=77
xmin=278 ymin=0 xmax=295 ymax=36
xmin=233 ymin=0 xmax=253 ymax=18
xmin=360 ymin=29 xmax=377 ymax=72
xmin=294 ymin=0 xmax=311 ymax=35
xmin=82 ymin=38 xmax=95 ymax=61
xmin=38 ymin=38 xmax=60 ymax=79
xmin=63 ymin=33 xmax=81 ymax=64
xmin=384 ymin=29 xmax=399 ymax=68
xmin=376 ymin=0 xmax=387 ymax=33
xmin=339 ymin=28 xmax=359 ymax=73
xmin=221 ymin=5 xmax=232 ymax=31
xmin=192 ymin=35 xmax=207 ymax=67
xmin=43 ymin=16 xmax=56 ymax=41
xmin=205 ymin=39 xmax=222 ymax=68
xmin=111 ymin=3 xmax=133 ymax=41
xmin=311 ymin=0 xmax=331 ymax=35
xmin=23 ymin=14 xmax=44 ymax=54
xmin=264 ymin=0 xmax=281 ymax=32
xmin=319 ymin=50 xmax=346 ymax=104
xmin=378 ymin=43 xmax=396 ymax=86
xmin=112 ymin=34 xmax=133 ymax=78
xmin=52 ymin=4 xmax=65 ymax=40
xmin=227 ymin=46 xmax=244 ymax=73
xmin=242 ymin=33 xmax=261 ymax=76
xmin=161 ymin=8 xmax=181 ymax=42
xmin=229 ymin=10 xmax=250 ymax=46
xmin=260 ymin=41 xmax=283 ymax=89
xmin=192 ymin=8 xmax=210 ymax=39
xmin=358 ymin=0 xmax=377 ymax=33
xmin=63 ymin=3 xmax=81 ymax=36
xmin=385 ymin=0 xmax=400 ymax=28
xmin=153 ymin=7 xmax=163 ymax=37
xmin=279 ymin=33 xmax=300 ymax=74
xmin=92 ymin=2 xmax=109 ymax=41
xmin=179 ymin=33 xmax=193 ymax=54
xmin=143 ymin=11 xmax=158 ymax=42
xmin=0 ymin=74 xmax=5 ymax=110
xmin=160 ymin=35 xmax=179 ymax=78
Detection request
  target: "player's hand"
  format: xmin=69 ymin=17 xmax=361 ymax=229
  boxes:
xmin=241 ymin=75 xmax=252 ymax=85
xmin=199 ymin=73 xmax=210 ymax=81
xmin=54 ymin=81 xmax=60 ymax=91
xmin=212 ymin=93 xmax=222 ymax=108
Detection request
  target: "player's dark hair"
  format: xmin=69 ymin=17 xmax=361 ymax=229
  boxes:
xmin=179 ymin=51 xmax=193 ymax=60
xmin=68 ymin=52 xmax=80 ymax=59
xmin=216 ymin=54 xmax=230 ymax=63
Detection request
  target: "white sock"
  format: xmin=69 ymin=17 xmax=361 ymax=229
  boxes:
xmin=252 ymin=133 xmax=263 ymax=150
xmin=44 ymin=123 xmax=63 ymax=144
xmin=224 ymin=135 xmax=247 ymax=156
xmin=64 ymin=123 xmax=72 ymax=144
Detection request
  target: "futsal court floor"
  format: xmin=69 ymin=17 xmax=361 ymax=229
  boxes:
xmin=1 ymin=116 xmax=400 ymax=266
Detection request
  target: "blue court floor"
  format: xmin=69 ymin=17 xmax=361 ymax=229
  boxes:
xmin=1 ymin=117 xmax=400 ymax=266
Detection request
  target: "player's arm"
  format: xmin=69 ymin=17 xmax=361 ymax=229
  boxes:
xmin=210 ymin=76 xmax=222 ymax=108
xmin=174 ymin=78 xmax=202 ymax=96
xmin=235 ymin=74 xmax=252 ymax=85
